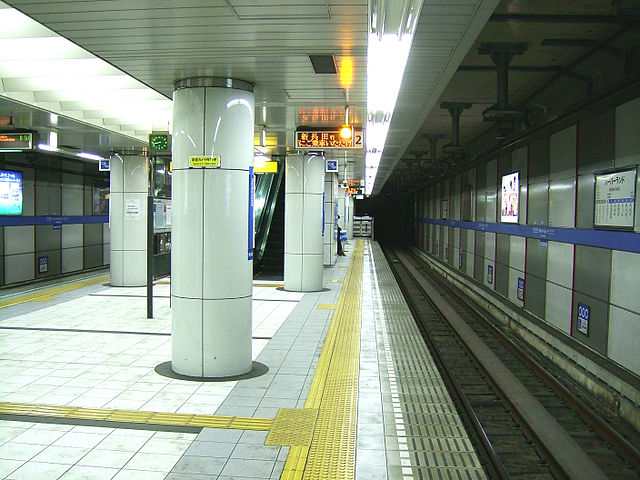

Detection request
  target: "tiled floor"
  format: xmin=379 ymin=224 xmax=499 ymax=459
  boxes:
xmin=0 ymin=240 xmax=483 ymax=480
xmin=0 ymin=275 xmax=312 ymax=479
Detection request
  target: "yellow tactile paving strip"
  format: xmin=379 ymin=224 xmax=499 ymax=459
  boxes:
xmin=0 ymin=244 xmax=364 ymax=479
xmin=281 ymin=240 xmax=363 ymax=480
xmin=266 ymin=408 xmax=319 ymax=447
xmin=0 ymin=275 xmax=110 ymax=309
xmin=0 ymin=401 xmax=273 ymax=431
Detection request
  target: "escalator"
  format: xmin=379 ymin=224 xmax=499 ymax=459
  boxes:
xmin=253 ymin=165 xmax=284 ymax=279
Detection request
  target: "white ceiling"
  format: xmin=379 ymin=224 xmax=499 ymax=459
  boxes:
xmin=0 ymin=0 xmax=500 ymax=191
xmin=1 ymin=0 xmax=632 ymax=194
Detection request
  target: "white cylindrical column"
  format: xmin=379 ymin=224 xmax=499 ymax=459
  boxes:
xmin=284 ymin=153 xmax=324 ymax=292
xmin=323 ymin=172 xmax=338 ymax=266
xmin=337 ymin=186 xmax=346 ymax=242
xmin=171 ymin=78 xmax=254 ymax=378
xmin=346 ymin=194 xmax=354 ymax=239
xmin=109 ymin=155 xmax=148 ymax=287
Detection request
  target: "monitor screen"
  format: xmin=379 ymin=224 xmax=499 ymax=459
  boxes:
xmin=501 ymin=171 xmax=519 ymax=223
xmin=0 ymin=169 xmax=23 ymax=215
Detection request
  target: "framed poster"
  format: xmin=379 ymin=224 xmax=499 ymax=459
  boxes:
xmin=501 ymin=171 xmax=519 ymax=223
xmin=594 ymin=167 xmax=637 ymax=230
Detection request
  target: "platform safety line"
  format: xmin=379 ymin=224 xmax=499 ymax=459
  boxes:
xmin=281 ymin=240 xmax=364 ymax=480
xmin=0 ymin=275 xmax=110 ymax=309
xmin=0 ymin=401 xmax=273 ymax=431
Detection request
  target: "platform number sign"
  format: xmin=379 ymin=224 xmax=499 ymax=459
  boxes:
xmin=577 ymin=303 xmax=590 ymax=336
xmin=38 ymin=256 xmax=48 ymax=273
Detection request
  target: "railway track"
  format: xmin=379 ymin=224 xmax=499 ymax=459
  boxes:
xmin=384 ymin=246 xmax=640 ymax=480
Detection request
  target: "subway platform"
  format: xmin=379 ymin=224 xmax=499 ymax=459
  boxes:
xmin=0 ymin=240 xmax=485 ymax=480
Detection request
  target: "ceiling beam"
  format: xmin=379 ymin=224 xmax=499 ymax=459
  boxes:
xmin=490 ymin=14 xmax=622 ymax=24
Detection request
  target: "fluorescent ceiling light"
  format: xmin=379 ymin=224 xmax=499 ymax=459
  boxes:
xmin=37 ymin=143 xmax=57 ymax=151
xmin=77 ymin=152 xmax=104 ymax=161
xmin=365 ymin=0 xmax=422 ymax=195
xmin=0 ymin=2 xmax=172 ymax=141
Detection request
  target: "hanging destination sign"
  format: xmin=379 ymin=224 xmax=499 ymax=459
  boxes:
xmin=295 ymin=129 xmax=363 ymax=149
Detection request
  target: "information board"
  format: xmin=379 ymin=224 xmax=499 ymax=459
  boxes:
xmin=153 ymin=198 xmax=172 ymax=230
xmin=295 ymin=129 xmax=363 ymax=149
xmin=594 ymin=168 xmax=636 ymax=229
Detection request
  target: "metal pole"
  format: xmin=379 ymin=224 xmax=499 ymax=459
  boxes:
xmin=147 ymin=194 xmax=153 ymax=318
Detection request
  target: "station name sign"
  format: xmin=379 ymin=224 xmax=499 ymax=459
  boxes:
xmin=295 ymin=128 xmax=363 ymax=149
xmin=0 ymin=132 xmax=33 ymax=151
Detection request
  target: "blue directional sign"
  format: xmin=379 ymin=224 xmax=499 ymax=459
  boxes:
xmin=326 ymin=159 xmax=338 ymax=173
xmin=99 ymin=159 xmax=110 ymax=171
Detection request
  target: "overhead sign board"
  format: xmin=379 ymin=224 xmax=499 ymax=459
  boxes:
xmin=189 ymin=155 xmax=220 ymax=168
xmin=0 ymin=133 xmax=32 ymax=151
xmin=295 ymin=128 xmax=363 ymax=149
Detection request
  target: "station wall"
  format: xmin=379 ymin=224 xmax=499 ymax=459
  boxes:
xmin=0 ymin=153 xmax=110 ymax=287
xmin=415 ymin=95 xmax=640 ymax=377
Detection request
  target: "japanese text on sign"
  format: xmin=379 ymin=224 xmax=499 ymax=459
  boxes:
xmin=594 ymin=168 xmax=637 ymax=229
xmin=295 ymin=130 xmax=363 ymax=149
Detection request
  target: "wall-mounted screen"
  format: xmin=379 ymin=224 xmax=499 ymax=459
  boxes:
xmin=0 ymin=169 xmax=23 ymax=215
xmin=501 ymin=171 xmax=519 ymax=223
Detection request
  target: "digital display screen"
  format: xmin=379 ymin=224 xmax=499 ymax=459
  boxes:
xmin=295 ymin=129 xmax=363 ymax=149
xmin=0 ymin=170 xmax=23 ymax=215
xmin=501 ymin=171 xmax=519 ymax=223
xmin=0 ymin=133 xmax=32 ymax=151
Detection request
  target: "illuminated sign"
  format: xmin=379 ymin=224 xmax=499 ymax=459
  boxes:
xmin=295 ymin=128 xmax=363 ymax=149
xmin=345 ymin=187 xmax=359 ymax=195
xmin=149 ymin=133 xmax=170 ymax=152
xmin=254 ymin=161 xmax=278 ymax=174
xmin=0 ymin=133 xmax=32 ymax=151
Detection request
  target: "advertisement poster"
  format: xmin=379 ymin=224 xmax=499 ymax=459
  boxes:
xmin=594 ymin=168 xmax=636 ymax=229
xmin=0 ymin=170 xmax=23 ymax=215
xmin=501 ymin=171 xmax=519 ymax=223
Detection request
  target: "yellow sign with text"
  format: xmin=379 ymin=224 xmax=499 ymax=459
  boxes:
xmin=189 ymin=155 xmax=220 ymax=168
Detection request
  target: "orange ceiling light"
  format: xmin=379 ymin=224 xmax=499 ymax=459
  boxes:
xmin=339 ymin=56 xmax=354 ymax=88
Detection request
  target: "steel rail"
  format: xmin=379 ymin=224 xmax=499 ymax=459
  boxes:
xmin=392 ymin=248 xmax=609 ymax=480
xmin=418 ymin=250 xmax=640 ymax=473
xmin=385 ymin=247 xmax=510 ymax=480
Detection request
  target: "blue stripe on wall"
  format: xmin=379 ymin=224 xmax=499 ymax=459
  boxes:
xmin=0 ymin=215 xmax=108 ymax=227
xmin=418 ymin=218 xmax=640 ymax=254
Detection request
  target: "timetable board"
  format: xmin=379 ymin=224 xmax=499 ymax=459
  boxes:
xmin=594 ymin=168 xmax=637 ymax=229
